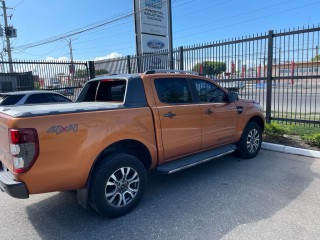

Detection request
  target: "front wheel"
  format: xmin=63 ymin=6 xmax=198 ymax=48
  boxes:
xmin=89 ymin=153 xmax=147 ymax=218
xmin=236 ymin=122 xmax=262 ymax=159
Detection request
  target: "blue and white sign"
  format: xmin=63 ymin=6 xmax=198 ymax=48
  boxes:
xmin=139 ymin=0 xmax=168 ymax=36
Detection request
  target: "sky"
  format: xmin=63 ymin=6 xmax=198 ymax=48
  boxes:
xmin=1 ymin=0 xmax=320 ymax=61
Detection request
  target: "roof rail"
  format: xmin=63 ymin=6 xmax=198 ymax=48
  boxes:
xmin=144 ymin=69 xmax=199 ymax=75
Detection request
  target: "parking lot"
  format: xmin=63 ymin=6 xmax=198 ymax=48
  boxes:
xmin=1 ymin=149 xmax=320 ymax=240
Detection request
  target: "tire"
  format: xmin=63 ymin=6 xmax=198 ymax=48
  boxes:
xmin=89 ymin=153 xmax=147 ymax=218
xmin=236 ymin=122 xmax=262 ymax=159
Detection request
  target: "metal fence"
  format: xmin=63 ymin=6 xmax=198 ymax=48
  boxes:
xmin=94 ymin=25 xmax=320 ymax=126
xmin=1 ymin=26 xmax=319 ymax=126
xmin=0 ymin=60 xmax=91 ymax=100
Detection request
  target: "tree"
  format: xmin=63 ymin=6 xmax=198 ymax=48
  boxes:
xmin=75 ymin=69 xmax=88 ymax=79
xmin=192 ymin=61 xmax=226 ymax=76
xmin=311 ymin=55 xmax=320 ymax=61
xmin=95 ymin=69 xmax=109 ymax=76
xmin=74 ymin=69 xmax=109 ymax=79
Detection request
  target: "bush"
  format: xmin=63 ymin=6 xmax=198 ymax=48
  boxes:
xmin=303 ymin=133 xmax=320 ymax=147
xmin=264 ymin=123 xmax=286 ymax=137
xmin=315 ymin=134 xmax=320 ymax=147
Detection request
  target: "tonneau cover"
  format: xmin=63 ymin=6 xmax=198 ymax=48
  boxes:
xmin=0 ymin=102 xmax=124 ymax=118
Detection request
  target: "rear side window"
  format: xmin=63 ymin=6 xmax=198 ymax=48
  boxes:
xmin=154 ymin=78 xmax=192 ymax=104
xmin=25 ymin=93 xmax=71 ymax=104
xmin=79 ymin=80 xmax=126 ymax=102
xmin=49 ymin=94 xmax=72 ymax=103
xmin=0 ymin=94 xmax=24 ymax=105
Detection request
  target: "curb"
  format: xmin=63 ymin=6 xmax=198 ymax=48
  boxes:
xmin=262 ymin=142 xmax=320 ymax=159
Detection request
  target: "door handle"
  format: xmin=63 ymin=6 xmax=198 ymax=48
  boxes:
xmin=205 ymin=109 xmax=214 ymax=115
xmin=164 ymin=112 xmax=176 ymax=118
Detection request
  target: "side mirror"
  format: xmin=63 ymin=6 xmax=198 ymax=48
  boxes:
xmin=228 ymin=91 xmax=239 ymax=103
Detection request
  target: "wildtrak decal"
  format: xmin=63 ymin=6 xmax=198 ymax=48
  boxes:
xmin=47 ymin=124 xmax=79 ymax=135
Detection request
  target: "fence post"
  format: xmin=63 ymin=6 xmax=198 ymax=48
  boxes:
xmin=179 ymin=46 xmax=184 ymax=70
xmin=266 ymin=30 xmax=274 ymax=124
xmin=88 ymin=61 xmax=95 ymax=79
xmin=127 ymin=55 xmax=131 ymax=74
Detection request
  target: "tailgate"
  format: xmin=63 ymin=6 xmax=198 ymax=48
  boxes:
xmin=0 ymin=113 xmax=12 ymax=172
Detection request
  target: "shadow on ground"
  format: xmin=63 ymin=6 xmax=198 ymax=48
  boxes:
xmin=26 ymin=150 xmax=318 ymax=240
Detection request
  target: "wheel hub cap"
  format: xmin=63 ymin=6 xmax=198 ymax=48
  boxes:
xmin=246 ymin=129 xmax=260 ymax=153
xmin=105 ymin=167 xmax=140 ymax=207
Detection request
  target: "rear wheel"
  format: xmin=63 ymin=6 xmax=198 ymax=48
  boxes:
xmin=89 ymin=153 xmax=147 ymax=218
xmin=236 ymin=122 xmax=262 ymax=159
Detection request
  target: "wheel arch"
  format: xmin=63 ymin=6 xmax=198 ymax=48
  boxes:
xmin=247 ymin=115 xmax=265 ymax=133
xmin=93 ymin=139 xmax=152 ymax=171
xmin=77 ymin=139 xmax=152 ymax=209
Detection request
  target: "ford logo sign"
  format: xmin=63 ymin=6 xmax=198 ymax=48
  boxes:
xmin=145 ymin=0 xmax=162 ymax=9
xmin=147 ymin=40 xmax=165 ymax=49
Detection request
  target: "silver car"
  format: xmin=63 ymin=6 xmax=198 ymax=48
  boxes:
xmin=0 ymin=90 xmax=72 ymax=106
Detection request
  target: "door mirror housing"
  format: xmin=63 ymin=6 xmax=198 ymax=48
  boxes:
xmin=228 ymin=91 xmax=239 ymax=103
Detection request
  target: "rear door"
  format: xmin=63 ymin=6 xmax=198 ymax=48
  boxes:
xmin=152 ymin=77 xmax=202 ymax=161
xmin=191 ymin=78 xmax=239 ymax=149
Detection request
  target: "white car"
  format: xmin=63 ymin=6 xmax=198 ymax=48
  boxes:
xmin=214 ymin=80 xmax=246 ymax=92
xmin=0 ymin=90 xmax=72 ymax=106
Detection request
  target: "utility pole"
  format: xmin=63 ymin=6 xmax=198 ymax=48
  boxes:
xmin=67 ymin=39 xmax=75 ymax=87
xmin=1 ymin=0 xmax=13 ymax=72
xmin=168 ymin=0 xmax=174 ymax=70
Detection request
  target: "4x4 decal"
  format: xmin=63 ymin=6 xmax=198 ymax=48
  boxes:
xmin=47 ymin=124 xmax=78 ymax=135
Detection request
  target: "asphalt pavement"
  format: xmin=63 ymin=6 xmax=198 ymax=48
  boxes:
xmin=1 ymin=149 xmax=320 ymax=240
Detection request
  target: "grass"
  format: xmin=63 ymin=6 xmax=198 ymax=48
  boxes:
xmin=264 ymin=122 xmax=320 ymax=148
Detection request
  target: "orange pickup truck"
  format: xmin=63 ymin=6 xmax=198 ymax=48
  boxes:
xmin=0 ymin=70 xmax=265 ymax=217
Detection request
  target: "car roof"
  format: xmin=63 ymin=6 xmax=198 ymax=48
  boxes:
xmin=0 ymin=90 xmax=62 ymax=96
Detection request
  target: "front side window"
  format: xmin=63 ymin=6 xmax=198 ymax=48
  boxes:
xmin=193 ymin=79 xmax=227 ymax=103
xmin=154 ymin=78 xmax=192 ymax=104
xmin=25 ymin=94 xmax=51 ymax=104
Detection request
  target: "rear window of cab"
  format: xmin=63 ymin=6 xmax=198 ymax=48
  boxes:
xmin=77 ymin=79 xmax=126 ymax=102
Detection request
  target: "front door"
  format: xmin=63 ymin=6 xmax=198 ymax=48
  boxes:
xmin=192 ymin=78 xmax=239 ymax=150
xmin=152 ymin=77 xmax=202 ymax=161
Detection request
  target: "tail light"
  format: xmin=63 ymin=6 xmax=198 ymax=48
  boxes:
xmin=9 ymin=128 xmax=39 ymax=173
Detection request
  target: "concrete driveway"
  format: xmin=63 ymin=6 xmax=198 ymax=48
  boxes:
xmin=0 ymin=149 xmax=319 ymax=240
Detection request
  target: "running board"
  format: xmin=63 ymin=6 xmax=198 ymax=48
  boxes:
xmin=156 ymin=144 xmax=236 ymax=174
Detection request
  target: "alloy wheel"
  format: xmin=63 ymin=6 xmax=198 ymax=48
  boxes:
xmin=246 ymin=129 xmax=260 ymax=153
xmin=105 ymin=167 xmax=140 ymax=207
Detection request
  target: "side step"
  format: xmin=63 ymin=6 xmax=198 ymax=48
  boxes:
xmin=156 ymin=144 xmax=236 ymax=174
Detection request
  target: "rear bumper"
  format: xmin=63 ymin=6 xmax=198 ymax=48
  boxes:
xmin=0 ymin=171 xmax=29 ymax=199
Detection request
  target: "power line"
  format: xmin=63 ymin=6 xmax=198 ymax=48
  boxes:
xmin=14 ymin=0 xmax=187 ymax=52
xmin=14 ymin=42 xmax=66 ymax=57
xmin=15 ymin=12 xmax=133 ymax=50
xmin=175 ymin=1 xmax=320 ymax=40
xmin=174 ymin=0 xmax=294 ymax=34
xmin=174 ymin=0 xmax=234 ymax=18
xmin=72 ymin=19 xmax=133 ymax=41
xmin=14 ymin=0 xmax=175 ymax=51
